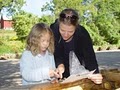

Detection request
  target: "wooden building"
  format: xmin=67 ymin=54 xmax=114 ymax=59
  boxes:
xmin=0 ymin=15 xmax=13 ymax=30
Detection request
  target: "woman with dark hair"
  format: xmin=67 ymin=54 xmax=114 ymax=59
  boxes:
xmin=50 ymin=8 xmax=103 ymax=84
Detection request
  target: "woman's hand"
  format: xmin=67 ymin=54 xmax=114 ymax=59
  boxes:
xmin=88 ymin=73 xmax=103 ymax=84
xmin=56 ymin=64 xmax=65 ymax=79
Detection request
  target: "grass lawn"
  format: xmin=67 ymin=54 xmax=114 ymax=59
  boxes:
xmin=0 ymin=30 xmax=24 ymax=55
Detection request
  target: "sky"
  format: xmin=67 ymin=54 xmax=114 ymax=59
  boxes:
xmin=0 ymin=0 xmax=51 ymax=18
xmin=22 ymin=0 xmax=51 ymax=17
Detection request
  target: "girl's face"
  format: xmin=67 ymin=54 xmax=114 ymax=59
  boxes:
xmin=39 ymin=32 xmax=50 ymax=53
xmin=59 ymin=22 xmax=76 ymax=41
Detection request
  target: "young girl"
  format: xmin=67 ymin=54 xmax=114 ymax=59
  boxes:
xmin=20 ymin=23 xmax=59 ymax=85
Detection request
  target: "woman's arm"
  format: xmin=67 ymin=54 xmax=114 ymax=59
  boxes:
xmin=80 ymin=26 xmax=99 ymax=73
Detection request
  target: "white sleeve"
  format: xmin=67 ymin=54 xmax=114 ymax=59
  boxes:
xmin=50 ymin=55 xmax=56 ymax=69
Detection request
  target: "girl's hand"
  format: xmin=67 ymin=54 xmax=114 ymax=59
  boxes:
xmin=49 ymin=69 xmax=55 ymax=77
xmin=50 ymin=79 xmax=58 ymax=84
xmin=49 ymin=69 xmax=60 ymax=78
xmin=88 ymin=73 xmax=103 ymax=84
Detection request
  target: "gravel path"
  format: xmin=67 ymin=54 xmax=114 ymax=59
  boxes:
xmin=96 ymin=50 xmax=120 ymax=70
xmin=0 ymin=50 xmax=120 ymax=88
xmin=0 ymin=59 xmax=22 ymax=88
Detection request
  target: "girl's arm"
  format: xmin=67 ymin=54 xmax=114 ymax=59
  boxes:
xmin=20 ymin=51 xmax=50 ymax=82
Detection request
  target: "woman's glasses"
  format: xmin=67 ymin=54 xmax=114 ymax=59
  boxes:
xmin=60 ymin=13 xmax=78 ymax=20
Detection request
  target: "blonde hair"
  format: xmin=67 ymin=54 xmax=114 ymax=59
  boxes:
xmin=59 ymin=8 xmax=79 ymax=26
xmin=26 ymin=23 xmax=54 ymax=56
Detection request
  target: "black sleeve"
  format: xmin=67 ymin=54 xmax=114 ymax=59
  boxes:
xmin=50 ymin=21 xmax=64 ymax=67
xmin=54 ymin=43 xmax=64 ymax=67
xmin=80 ymin=26 xmax=99 ymax=73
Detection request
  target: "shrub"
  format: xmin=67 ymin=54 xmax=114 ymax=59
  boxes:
xmin=0 ymin=40 xmax=24 ymax=55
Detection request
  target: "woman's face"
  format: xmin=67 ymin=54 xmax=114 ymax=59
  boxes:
xmin=59 ymin=22 xmax=76 ymax=41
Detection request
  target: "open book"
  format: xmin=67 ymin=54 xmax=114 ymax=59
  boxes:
xmin=61 ymin=51 xmax=96 ymax=83
xmin=61 ymin=69 xmax=96 ymax=83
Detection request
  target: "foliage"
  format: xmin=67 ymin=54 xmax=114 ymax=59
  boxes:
xmin=84 ymin=23 xmax=106 ymax=45
xmin=0 ymin=0 xmax=25 ymax=15
xmin=13 ymin=11 xmax=40 ymax=42
xmin=0 ymin=30 xmax=16 ymax=40
xmin=13 ymin=10 xmax=56 ymax=42
xmin=39 ymin=15 xmax=55 ymax=25
xmin=1 ymin=0 xmax=120 ymax=54
xmin=94 ymin=0 xmax=120 ymax=44
xmin=41 ymin=0 xmax=120 ymax=45
xmin=0 ymin=40 xmax=24 ymax=55
xmin=0 ymin=30 xmax=24 ymax=55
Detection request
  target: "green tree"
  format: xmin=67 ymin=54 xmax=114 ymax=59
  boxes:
xmin=42 ymin=0 xmax=120 ymax=45
xmin=13 ymin=11 xmax=40 ymax=42
xmin=13 ymin=11 xmax=55 ymax=42
xmin=94 ymin=0 xmax=120 ymax=44
xmin=42 ymin=0 xmax=85 ymax=19
xmin=39 ymin=15 xmax=55 ymax=25
xmin=0 ymin=0 xmax=25 ymax=15
xmin=42 ymin=0 xmax=105 ymax=45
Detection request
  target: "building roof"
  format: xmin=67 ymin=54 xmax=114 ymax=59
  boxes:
xmin=0 ymin=15 xmax=12 ymax=20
